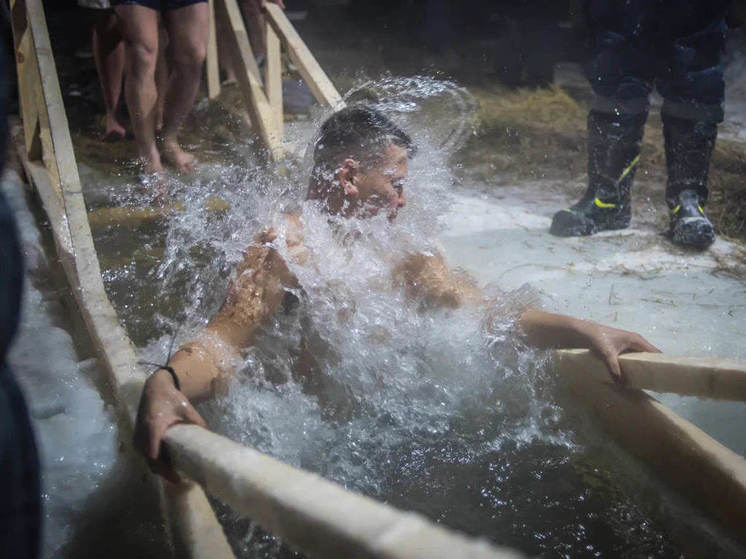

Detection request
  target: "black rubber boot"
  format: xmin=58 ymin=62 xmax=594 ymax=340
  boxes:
xmin=550 ymin=111 xmax=646 ymax=237
xmin=663 ymin=115 xmax=717 ymax=249
xmin=669 ymin=189 xmax=716 ymax=249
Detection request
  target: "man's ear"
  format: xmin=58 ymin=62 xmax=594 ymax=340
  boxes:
xmin=335 ymin=158 xmax=359 ymax=197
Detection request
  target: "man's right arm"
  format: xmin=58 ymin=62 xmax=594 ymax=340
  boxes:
xmin=169 ymin=243 xmax=297 ymax=401
xmin=134 ymin=243 xmax=297 ymax=479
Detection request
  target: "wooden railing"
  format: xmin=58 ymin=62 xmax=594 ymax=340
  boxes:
xmin=9 ymin=0 xmax=235 ymax=557
xmin=555 ymin=349 xmax=746 ymax=542
xmin=206 ymin=0 xmax=343 ymax=159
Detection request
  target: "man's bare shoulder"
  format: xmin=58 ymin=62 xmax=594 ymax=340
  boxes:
xmin=250 ymin=212 xmax=304 ymax=249
xmin=392 ymin=249 xmax=480 ymax=308
xmin=282 ymin=212 xmax=310 ymax=265
xmin=233 ymin=213 xmax=309 ymax=280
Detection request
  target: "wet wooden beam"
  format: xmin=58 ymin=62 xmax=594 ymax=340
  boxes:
xmin=86 ymin=197 xmax=229 ymax=230
xmin=87 ymin=204 xmax=175 ymax=229
xmin=265 ymin=3 xmax=343 ymax=109
xmin=165 ymin=424 xmax=524 ymax=559
xmin=264 ymin=19 xmax=283 ymax=133
xmin=556 ymin=349 xmax=746 ymax=402
xmin=206 ymin=0 xmax=221 ymax=100
xmin=556 ymin=349 xmax=746 ymax=543
xmin=214 ymin=0 xmax=282 ymax=158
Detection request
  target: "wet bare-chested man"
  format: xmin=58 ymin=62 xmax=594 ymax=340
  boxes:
xmin=134 ymin=106 xmax=660 ymax=480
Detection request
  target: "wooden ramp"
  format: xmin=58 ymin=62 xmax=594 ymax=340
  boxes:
xmin=9 ymin=0 xmax=746 ymax=555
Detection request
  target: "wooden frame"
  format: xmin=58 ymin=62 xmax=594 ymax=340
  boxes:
xmin=206 ymin=0 xmax=221 ymax=100
xmin=556 ymin=349 xmax=746 ymax=543
xmin=165 ymin=424 xmax=524 ymax=559
xmin=264 ymin=3 xmax=343 ymax=109
xmin=206 ymin=0 xmax=344 ymax=159
xmin=557 ymin=349 xmax=746 ymax=402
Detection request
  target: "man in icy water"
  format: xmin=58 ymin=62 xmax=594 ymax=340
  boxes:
xmin=134 ymin=106 xmax=659 ymax=480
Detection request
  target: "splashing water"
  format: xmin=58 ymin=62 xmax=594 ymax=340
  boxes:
xmin=94 ymin=78 xmax=729 ymax=557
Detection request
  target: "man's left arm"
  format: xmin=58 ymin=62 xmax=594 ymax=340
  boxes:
xmin=394 ymin=252 xmax=660 ymax=382
xmin=517 ymin=308 xmax=660 ymax=383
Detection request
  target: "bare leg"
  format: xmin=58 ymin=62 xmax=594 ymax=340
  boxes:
xmin=155 ymin=24 xmax=169 ymax=132
xmin=161 ymin=2 xmax=209 ymax=173
xmin=92 ymin=10 xmax=126 ymax=139
xmin=115 ymin=5 xmax=162 ymax=175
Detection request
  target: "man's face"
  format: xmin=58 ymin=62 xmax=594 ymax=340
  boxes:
xmin=354 ymin=143 xmax=408 ymax=219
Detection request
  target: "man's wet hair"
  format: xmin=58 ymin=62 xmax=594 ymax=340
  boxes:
xmin=312 ymin=105 xmax=416 ymax=173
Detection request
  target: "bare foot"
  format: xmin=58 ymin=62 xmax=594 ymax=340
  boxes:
xmin=161 ymin=139 xmax=196 ymax=174
xmin=139 ymin=171 xmax=169 ymax=207
xmin=103 ymin=114 xmax=126 ymax=141
xmin=137 ymin=148 xmax=169 ymax=206
xmin=141 ymin=148 xmax=164 ymax=176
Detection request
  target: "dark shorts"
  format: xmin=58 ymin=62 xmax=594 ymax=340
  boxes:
xmin=111 ymin=0 xmax=206 ymax=10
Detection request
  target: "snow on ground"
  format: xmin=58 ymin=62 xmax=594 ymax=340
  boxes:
xmin=2 ymin=169 xmax=167 ymax=559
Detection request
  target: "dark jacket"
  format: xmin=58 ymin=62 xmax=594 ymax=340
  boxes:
xmin=0 ymin=40 xmax=40 ymax=559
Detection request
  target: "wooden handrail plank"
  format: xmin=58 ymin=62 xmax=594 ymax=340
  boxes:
xmin=215 ymin=0 xmax=283 ymax=157
xmin=264 ymin=19 xmax=283 ymax=133
xmin=265 ymin=3 xmax=342 ymax=108
xmin=557 ymin=350 xmax=746 ymax=542
xmin=165 ymin=424 xmax=524 ymax=559
xmin=16 ymin=1 xmax=236 ymax=556
xmin=556 ymin=349 xmax=746 ymax=402
xmin=22 ymin=159 xmax=74 ymax=264
xmin=15 ymin=25 xmax=42 ymax=160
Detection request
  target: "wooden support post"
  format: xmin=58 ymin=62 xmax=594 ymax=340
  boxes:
xmin=556 ymin=349 xmax=746 ymax=402
xmin=265 ymin=3 xmax=342 ymax=108
xmin=556 ymin=350 xmax=746 ymax=543
xmin=206 ymin=0 xmax=221 ymax=100
xmin=264 ymin=18 xmax=283 ymax=134
xmin=214 ymin=0 xmax=283 ymax=158
xmin=165 ymin=424 xmax=524 ymax=559
xmin=13 ymin=19 xmax=43 ymax=162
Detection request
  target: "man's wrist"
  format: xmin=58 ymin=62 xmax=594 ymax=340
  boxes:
xmin=572 ymin=318 xmax=598 ymax=347
xmin=149 ymin=367 xmax=180 ymax=390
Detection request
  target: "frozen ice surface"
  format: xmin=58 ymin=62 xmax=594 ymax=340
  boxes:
xmin=439 ymin=183 xmax=746 ymax=456
xmin=2 ymin=169 xmax=117 ymax=558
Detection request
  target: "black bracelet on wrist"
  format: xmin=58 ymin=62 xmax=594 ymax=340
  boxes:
xmin=155 ymin=366 xmax=181 ymax=391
